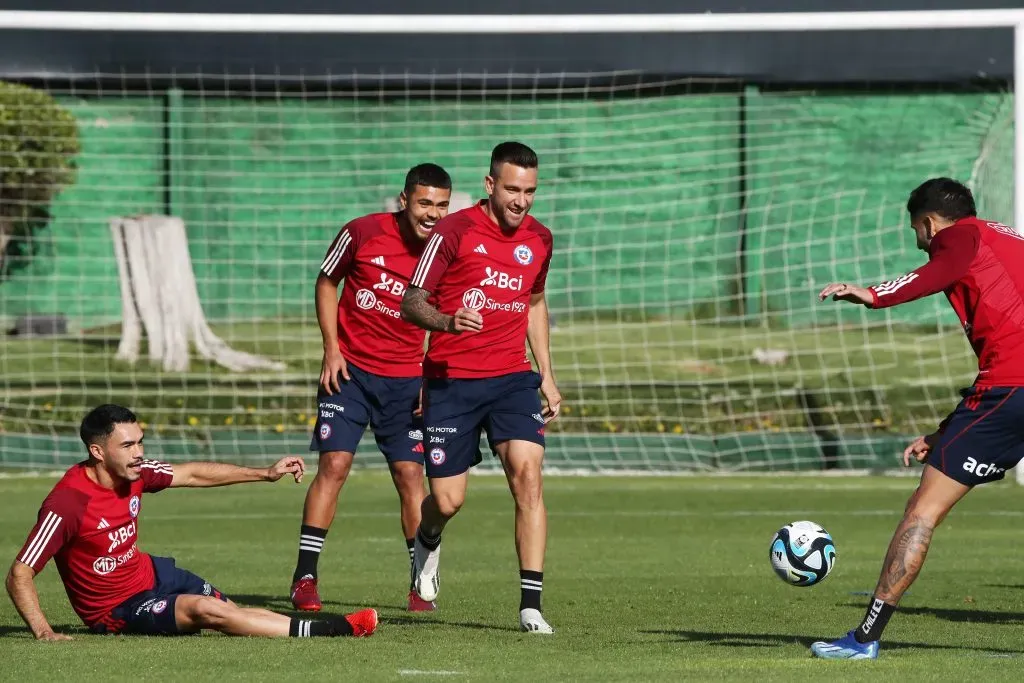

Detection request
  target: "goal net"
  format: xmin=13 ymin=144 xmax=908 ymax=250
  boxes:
xmin=0 ymin=14 xmax=1017 ymax=474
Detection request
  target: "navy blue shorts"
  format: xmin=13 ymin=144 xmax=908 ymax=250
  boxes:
xmin=91 ymin=556 xmax=227 ymax=635
xmin=310 ymin=362 xmax=424 ymax=464
xmin=423 ymin=370 xmax=546 ymax=478
xmin=927 ymin=386 xmax=1024 ymax=486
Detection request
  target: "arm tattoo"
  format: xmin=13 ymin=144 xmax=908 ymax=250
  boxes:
xmin=401 ymin=286 xmax=453 ymax=333
xmin=874 ymin=513 xmax=934 ymax=603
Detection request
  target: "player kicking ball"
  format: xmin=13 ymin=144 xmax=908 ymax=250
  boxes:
xmin=290 ymin=164 xmax=452 ymax=613
xmin=5 ymin=404 xmax=377 ymax=640
xmin=401 ymin=141 xmax=561 ymax=634
xmin=811 ymin=177 xmax=1024 ymax=659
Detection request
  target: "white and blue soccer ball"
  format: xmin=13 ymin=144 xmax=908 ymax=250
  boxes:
xmin=769 ymin=520 xmax=837 ymax=587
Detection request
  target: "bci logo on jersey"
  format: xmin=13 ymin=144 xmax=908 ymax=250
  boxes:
xmin=372 ymin=272 xmax=406 ymax=297
xmin=480 ymin=267 xmax=523 ymax=291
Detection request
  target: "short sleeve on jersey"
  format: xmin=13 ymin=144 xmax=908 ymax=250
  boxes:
xmin=532 ymin=229 xmax=554 ymax=294
xmin=17 ymin=489 xmax=84 ymax=572
xmin=140 ymin=460 xmax=174 ymax=493
xmin=411 ymin=228 xmax=462 ymax=293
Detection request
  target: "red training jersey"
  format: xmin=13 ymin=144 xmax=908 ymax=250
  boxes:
xmin=868 ymin=217 xmax=1024 ymax=387
xmin=320 ymin=213 xmax=428 ymax=377
xmin=16 ymin=460 xmax=174 ymax=628
xmin=410 ymin=201 xmax=553 ymax=379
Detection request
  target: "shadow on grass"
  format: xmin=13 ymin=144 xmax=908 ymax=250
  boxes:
xmin=230 ymin=593 xmax=518 ymax=633
xmin=839 ymin=603 xmax=1024 ymax=626
xmin=642 ymin=629 xmax=1023 ymax=655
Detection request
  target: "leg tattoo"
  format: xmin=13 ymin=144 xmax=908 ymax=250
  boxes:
xmin=874 ymin=513 xmax=934 ymax=604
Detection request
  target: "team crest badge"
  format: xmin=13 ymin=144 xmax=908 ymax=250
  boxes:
xmin=429 ymin=448 xmax=446 ymax=465
xmin=514 ymin=244 xmax=533 ymax=265
xmin=129 ymin=495 xmax=140 ymax=518
xmin=319 ymin=423 xmax=332 ymax=440
xmin=152 ymin=599 xmax=168 ymax=614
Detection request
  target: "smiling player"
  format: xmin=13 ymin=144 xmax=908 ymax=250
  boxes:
xmin=5 ymin=404 xmax=377 ymax=640
xmin=290 ymin=163 xmax=452 ymax=613
xmin=401 ymin=142 xmax=561 ymax=633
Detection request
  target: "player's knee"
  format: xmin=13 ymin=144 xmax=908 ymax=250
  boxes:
xmin=393 ymin=464 xmax=425 ymax=497
xmin=432 ymin=489 xmax=464 ymax=518
xmin=316 ymin=453 xmax=352 ymax=486
xmin=191 ymin=596 xmax=232 ymax=628
xmin=508 ymin=467 xmax=543 ymax=510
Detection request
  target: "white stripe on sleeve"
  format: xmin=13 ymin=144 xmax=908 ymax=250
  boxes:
xmin=411 ymin=233 xmax=444 ymax=288
xmin=321 ymin=229 xmax=352 ymax=275
xmin=20 ymin=511 xmax=62 ymax=568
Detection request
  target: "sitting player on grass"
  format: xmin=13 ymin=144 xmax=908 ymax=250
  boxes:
xmin=5 ymin=404 xmax=377 ymax=640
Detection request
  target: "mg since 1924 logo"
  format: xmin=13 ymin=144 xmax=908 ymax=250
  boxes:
xmin=93 ymin=556 xmax=117 ymax=575
xmin=355 ymin=289 xmax=378 ymax=310
xmin=462 ymin=288 xmax=487 ymax=311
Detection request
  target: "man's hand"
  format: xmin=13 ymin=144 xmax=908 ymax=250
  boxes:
xmin=320 ymin=348 xmax=349 ymax=394
xmin=818 ymin=283 xmax=874 ymax=306
xmin=540 ymin=377 xmax=562 ymax=423
xmin=449 ymin=307 xmax=483 ymax=334
xmin=36 ymin=630 xmax=72 ymax=642
xmin=266 ymin=456 xmax=306 ymax=483
xmin=903 ymin=432 xmax=940 ymax=467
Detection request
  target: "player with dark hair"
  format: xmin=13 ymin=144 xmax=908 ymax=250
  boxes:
xmin=5 ymin=404 xmax=377 ymax=640
xmin=812 ymin=177 xmax=1024 ymax=659
xmin=401 ymin=141 xmax=561 ymax=634
xmin=290 ymin=163 xmax=452 ymax=613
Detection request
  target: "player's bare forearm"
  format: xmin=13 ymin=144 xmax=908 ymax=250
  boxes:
xmin=401 ymin=286 xmax=454 ymax=332
xmin=315 ymin=273 xmax=341 ymax=351
xmin=527 ymin=292 xmax=554 ymax=379
xmin=874 ymin=512 xmax=934 ymax=604
xmin=171 ymin=457 xmax=305 ymax=488
xmin=6 ymin=561 xmax=58 ymax=639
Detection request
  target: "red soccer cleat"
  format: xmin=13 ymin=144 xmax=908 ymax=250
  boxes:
xmin=407 ymin=590 xmax=437 ymax=612
xmin=344 ymin=608 xmax=378 ymax=637
xmin=290 ymin=577 xmax=322 ymax=612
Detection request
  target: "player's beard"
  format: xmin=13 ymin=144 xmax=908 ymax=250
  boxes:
xmin=499 ymin=201 xmax=528 ymax=230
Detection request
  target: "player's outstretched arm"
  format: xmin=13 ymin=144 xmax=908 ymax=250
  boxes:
xmin=170 ymin=456 xmax=305 ymax=488
xmin=5 ymin=561 xmax=71 ymax=641
xmin=527 ymin=291 xmax=562 ymax=422
xmin=401 ymin=286 xmax=482 ymax=333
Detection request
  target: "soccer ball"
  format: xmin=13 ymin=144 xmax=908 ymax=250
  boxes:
xmin=769 ymin=520 xmax=837 ymax=587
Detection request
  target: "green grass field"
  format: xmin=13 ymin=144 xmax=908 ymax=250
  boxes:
xmin=2 ymin=472 xmax=1022 ymax=681
xmin=1 ymin=319 xmax=977 ymax=439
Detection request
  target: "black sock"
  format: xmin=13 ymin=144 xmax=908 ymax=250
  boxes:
xmin=406 ymin=538 xmax=415 ymax=591
xmin=292 ymin=524 xmax=327 ymax=583
xmin=519 ymin=570 xmax=543 ymax=612
xmin=289 ymin=618 xmax=354 ymax=637
xmin=855 ymin=597 xmax=896 ymax=643
xmin=417 ymin=528 xmax=441 ymax=551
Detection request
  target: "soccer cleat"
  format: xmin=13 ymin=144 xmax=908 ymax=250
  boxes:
xmin=412 ymin=536 xmax=441 ymax=602
xmin=810 ymin=630 xmax=880 ymax=660
xmin=344 ymin=608 xmax=378 ymax=637
xmin=290 ymin=576 xmax=322 ymax=612
xmin=407 ymin=590 xmax=437 ymax=612
xmin=519 ymin=608 xmax=554 ymax=634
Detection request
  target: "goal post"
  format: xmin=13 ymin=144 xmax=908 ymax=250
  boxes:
xmin=0 ymin=10 xmax=1022 ymax=480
